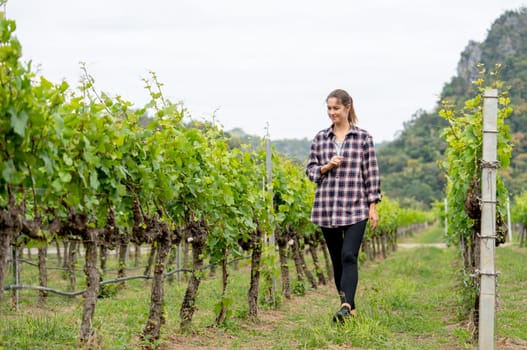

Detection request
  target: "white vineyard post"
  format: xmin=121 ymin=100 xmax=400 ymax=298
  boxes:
xmin=264 ymin=127 xmax=277 ymax=304
xmin=265 ymin=133 xmax=274 ymax=246
xmin=479 ymin=88 xmax=498 ymax=350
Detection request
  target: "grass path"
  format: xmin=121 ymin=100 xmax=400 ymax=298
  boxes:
xmin=398 ymin=222 xmax=445 ymax=244
xmin=161 ymin=224 xmax=473 ymax=349
xmin=165 ymin=225 xmax=527 ymax=349
xmin=1 ymin=225 xmax=526 ymax=349
xmin=194 ymin=246 xmax=467 ymax=350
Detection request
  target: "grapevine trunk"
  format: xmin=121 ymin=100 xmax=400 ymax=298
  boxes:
xmin=214 ymin=251 xmax=229 ymax=326
xmin=144 ymin=242 xmax=156 ymax=276
xmin=296 ymin=237 xmax=316 ymax=289
xmin=134 ymin=243 xmax=141 ymax=267
xmin=118 ymin=243 xmax=127 ymax=279
xmin=79 ymin=235 xmax=100 ymax=344
xmin=100 ymin=245 xmax=108 ymax=274
xmin=66 ymin=239 xmax=77 ymax=292
xmin=277 ymin=242 xmax=291 ymax=299
xmin=143 ymin=231 xmax=172 ymax=341
xmin=54 ymin=239 xmax=62 ymax=266
xmin=0 ymin=229 xmax=12 ymax=302
xmin=309 ymin=243 xmax=326 ymax=285
xmin=248 ymin=237 xmax=263 ymax=318
xmin=180 ymin=239 xmax=205 ymax=329
xmin=38 ymin=246 xmax=48 ymax=305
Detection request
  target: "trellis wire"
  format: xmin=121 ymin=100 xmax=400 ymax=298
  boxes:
xmin=3 ymin=255 xmax=251 ymax=297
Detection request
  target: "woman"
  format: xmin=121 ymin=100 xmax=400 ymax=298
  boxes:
xmin=306 ymin=89 xmax=381 ymax=322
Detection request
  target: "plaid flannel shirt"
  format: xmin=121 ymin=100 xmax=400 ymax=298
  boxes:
xmin=306 ymin=125 xmax=381 ymax=228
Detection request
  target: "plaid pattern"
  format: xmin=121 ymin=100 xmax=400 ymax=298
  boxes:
xmin=306 ymin=125 xmax=381 ymax=228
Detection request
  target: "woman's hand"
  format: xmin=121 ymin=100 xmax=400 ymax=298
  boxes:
xmin=321 ymin=156 xmax=344 ymax=174
xmin=369 ymin=203 xmax=379 ymax=231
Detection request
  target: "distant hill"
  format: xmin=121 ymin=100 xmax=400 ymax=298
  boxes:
xmin=225 ymin=128 xmax=312 ymax=163
xmin=377 ymin=7 xmax=527 ymax=208
xmin=271 ymin=138 xmax=312 ymax=163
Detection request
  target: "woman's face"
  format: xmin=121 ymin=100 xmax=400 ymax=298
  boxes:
xmin=327 ymin=97 xmax=350 ymax=125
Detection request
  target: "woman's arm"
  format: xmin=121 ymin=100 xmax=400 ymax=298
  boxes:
xmin=361 ymin=134 xmax=382 ymax=204
xmin=306 ymin=134 xmax=325 ymax=183
xmin=369 ymin=202 xmax=379 ymax=230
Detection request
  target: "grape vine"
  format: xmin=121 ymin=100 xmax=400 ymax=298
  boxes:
xmin=1 ymin=12 xmax=432 ymax=346
xmin=439 ymin=64 xmax=513 ymax=331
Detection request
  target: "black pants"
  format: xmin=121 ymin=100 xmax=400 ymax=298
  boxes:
xmin=322 ymin=220 xmax=367 ymax=310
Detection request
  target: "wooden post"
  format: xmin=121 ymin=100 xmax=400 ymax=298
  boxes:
xmin=479 ymin=88 xmax=498 ymax=350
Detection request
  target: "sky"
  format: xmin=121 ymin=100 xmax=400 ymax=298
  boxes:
xmin=5 ymin=0 xmax=527 ymax=142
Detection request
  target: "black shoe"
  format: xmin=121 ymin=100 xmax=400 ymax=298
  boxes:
xmin=332 ymin=306 xmax=354 ymax=323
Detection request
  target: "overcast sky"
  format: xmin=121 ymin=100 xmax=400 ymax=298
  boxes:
xmin=5 ymin=0 xmax=527 ymax=142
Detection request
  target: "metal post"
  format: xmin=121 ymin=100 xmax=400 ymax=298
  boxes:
xmin=479 ymin=88 xmax=498 ymax=350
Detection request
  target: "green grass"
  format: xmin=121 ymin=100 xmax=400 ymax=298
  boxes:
xmin=0 ymin=313 xmax=78 ymax=349
xmin=399 ymin=222 xmax=446 ymax=244
xmin=1 ymin=233 xmax=526 ymax=349
xmin=495 ymin=245 xmax=527 ymax=342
